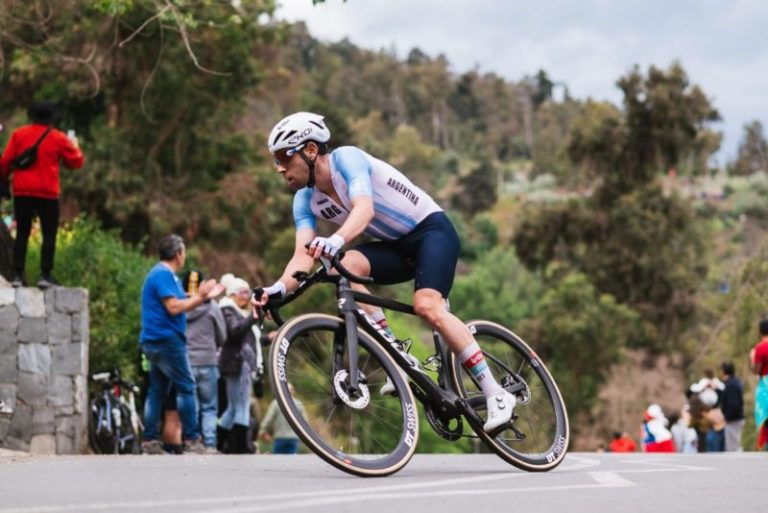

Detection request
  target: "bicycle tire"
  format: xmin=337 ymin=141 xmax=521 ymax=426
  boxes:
xmin=269 ymin=313 xmax=418 ymax=477
xmin=88 ymin=398 xmax=116 ymax=454
xmin=116 ymin=404 xmax=139 ymax=454
xmin=449 ymin=320 xmax=569 ymax=471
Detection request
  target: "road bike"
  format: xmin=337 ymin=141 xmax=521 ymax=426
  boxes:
xmin=88 ymin=369 xmax=143 ymax=454
xmin=257 ymin=252 xmax=569 ymax=477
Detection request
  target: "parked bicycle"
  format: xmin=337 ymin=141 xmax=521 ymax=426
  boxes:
xmin=88 ymin=369 xmax=143 ymax=455
xmin=256 ymin=252 xmax=569 ymax=477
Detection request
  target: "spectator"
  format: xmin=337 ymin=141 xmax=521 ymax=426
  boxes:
xmin=641 ymin=404 xmax=675 ymax=452
xmin=749 ymin=317 xmax=768 ymax=450
xmin=702 ymin=403 xmax=725 ymax=452
xmin=608 ymin=431 xmax=637 ymax=453
xmin=689 ymin=369 xmax=725 ymax=408
xmin=669 ymin=406 xmax=698 ymax=454
xmin=0 ymin=101 xmax=84 ymax=288
xmin=182 ymin=269 xmax=226 ymax=454
xmin=218 ymin=274 xmax=259 ymax=454
xmin=719 ymin=361 xmax=745 ymax=451
xmin=260 ymin=383 xmax=306 ymax=455
xmin=139 ymin=234 xmax=224 ymax=455
xmin=161 ymin=388 xmax=182 ymax=455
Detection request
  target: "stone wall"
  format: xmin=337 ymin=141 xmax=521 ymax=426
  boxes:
xmin=0 ymin=286 xmax=89 ymax=454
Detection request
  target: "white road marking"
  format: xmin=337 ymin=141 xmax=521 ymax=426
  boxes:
xmin=588 ymin=471 xmax=636 ymax=487
xmin=208 ymin=475 xmax=635 ymax=513
xmin=0 ymin=455 xmax=603 ymax=513
xmin=618 ymin=459 xmax=714 ymax=472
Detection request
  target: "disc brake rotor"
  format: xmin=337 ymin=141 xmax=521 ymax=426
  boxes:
xmin=333 ymin=370 xmax=370 ymax=410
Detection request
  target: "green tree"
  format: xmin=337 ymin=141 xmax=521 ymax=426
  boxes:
xmin=731 ymin=121 xmax=768 ymax=176
xmin=451 ymin=158 xmax=497 ymax=217
xmin=1 ymin=0 xmax=280 ymax=249
xmin=515 ymin=63 xmax=716 ymax=348
xmin=519 ymin=270 xmax=642 ymax=418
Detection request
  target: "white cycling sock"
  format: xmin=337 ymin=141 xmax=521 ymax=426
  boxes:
xmin=459 ymin=341 xmax=504 ymax=397
xmin=370 ymin=308 xmax=395 ymax=338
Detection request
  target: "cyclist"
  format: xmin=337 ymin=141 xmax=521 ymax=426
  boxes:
xmin=256 ymin=112 xmax=515 ymax=432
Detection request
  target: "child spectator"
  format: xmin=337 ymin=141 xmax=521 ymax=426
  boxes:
xmin=641 ymin=404 xmax=675 ymax=452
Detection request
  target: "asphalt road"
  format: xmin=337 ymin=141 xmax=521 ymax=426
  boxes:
xmin=0 ymin=452 xmax=764 ymax=513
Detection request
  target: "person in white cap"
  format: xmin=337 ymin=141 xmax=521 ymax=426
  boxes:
xmin=218 ymin=274 xmax=260 ymax=453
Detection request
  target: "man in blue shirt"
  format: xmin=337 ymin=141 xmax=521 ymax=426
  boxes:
xmin=140 ymin=234 xmax=224 ymax=454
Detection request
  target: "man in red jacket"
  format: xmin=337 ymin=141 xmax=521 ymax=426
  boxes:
xmin=0 ymin=102 xmax=84 ymax=288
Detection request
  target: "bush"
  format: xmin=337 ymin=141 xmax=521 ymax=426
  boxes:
xmin=25 ymin=216 xmax=152 ymax=378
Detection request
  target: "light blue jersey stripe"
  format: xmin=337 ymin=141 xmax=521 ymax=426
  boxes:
xmin=367 ymin=218 xmax=403 ymax=239
xmin=374 ymin=202 xmax=418 ymax=231
xmin=293 ymin=188 xmax=317 ymax=231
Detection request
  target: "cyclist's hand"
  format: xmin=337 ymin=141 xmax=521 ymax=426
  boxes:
xmin=252 ymin=281 xmax=286 ymax=307
xmin=308 ymin=234 xmax=344 ymax=259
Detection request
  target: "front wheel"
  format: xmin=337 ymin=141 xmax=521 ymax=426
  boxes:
xmin=269 ymin=313 xmax=419 ymax=477
xmin=449 ymin=320 xmax=569 ymax=471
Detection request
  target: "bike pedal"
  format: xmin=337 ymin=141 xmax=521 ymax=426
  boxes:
xmin=422 ymin=355 xmax=441 ymax=372
xmin=487 ymin=420 xmax=518 ymax=439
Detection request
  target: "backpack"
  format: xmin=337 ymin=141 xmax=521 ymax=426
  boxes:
xmin=11 ymin=127 xmax=52 ymax=171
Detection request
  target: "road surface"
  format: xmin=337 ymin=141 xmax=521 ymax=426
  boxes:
xmin=0 ymin=452 xmax=764 ymax=513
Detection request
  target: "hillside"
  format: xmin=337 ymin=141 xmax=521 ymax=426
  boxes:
xmin=2 ymin=1 xmax=768 ymax=451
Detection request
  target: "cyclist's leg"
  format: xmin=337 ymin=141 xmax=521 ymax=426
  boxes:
xmin=342 ymin=244 xmax=413 ymax=333
xmin=407 ymin=213 xmax=515 ymax=430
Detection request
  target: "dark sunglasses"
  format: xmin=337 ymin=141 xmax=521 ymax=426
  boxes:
xmin=273 ymin=144 xmax=306 ymax=167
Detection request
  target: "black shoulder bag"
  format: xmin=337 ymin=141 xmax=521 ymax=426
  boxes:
xmin=11 ymin=126 xmax=52 ymax=171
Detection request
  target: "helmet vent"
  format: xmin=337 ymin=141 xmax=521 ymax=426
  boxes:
xmin=309 ymin=120 xmax=324 ymax=129
xmin=271 ymin=131 xmax=285 ymax=147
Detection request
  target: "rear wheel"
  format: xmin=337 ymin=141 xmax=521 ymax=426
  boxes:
xmin=449 ymin=320 xmax=569 ymax=471
xmin=269 ymin=313 xmax=418 ymax=477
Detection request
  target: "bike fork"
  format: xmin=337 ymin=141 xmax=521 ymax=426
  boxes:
xmin=337 ymin=278 xmax=362 ymax=396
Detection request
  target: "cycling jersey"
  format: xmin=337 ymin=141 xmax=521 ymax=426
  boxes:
xmin=292 ymin=146 xmax=442 ymax=240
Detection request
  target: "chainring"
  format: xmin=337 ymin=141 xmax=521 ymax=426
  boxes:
xmin=424 ymin=405 xmax=464 ymax=441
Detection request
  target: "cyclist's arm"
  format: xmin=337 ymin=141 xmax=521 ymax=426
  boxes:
xmin=332 ymin=147 xmax=374 ymax=243
xmin=333 ymin=195 xmax=374 ymax=243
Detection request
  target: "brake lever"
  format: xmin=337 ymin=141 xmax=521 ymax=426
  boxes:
xmin=250 ymin=287 xmax=266 ymax=330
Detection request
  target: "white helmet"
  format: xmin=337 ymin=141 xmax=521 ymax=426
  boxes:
xmin=267 ymin=112 xmax=331 ymax=154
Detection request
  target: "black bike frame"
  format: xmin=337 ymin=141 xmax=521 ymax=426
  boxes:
xmin=262 ymin=257 xmax=497 ymax=429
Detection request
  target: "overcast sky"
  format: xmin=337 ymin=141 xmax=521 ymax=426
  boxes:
xmin=275 ymin=0 xmax=767 ymax=165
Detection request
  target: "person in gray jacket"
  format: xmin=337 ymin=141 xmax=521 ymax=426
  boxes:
xmin=182 ymin=270 xmax=226 ymax=452
xmin=218 ymin=274 xmax=259 ymax=454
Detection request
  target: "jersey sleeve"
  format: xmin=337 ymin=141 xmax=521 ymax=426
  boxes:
xmin=292 ymin=188 xmax=317 ymax=231
xmin=155 ymin=268 xmax=182 ymax=300
xmin=332 ymin=147 xmax=372 ymax=198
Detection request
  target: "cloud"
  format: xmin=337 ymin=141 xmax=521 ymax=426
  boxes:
xmin=276 ymin=0 xmax=768 ymax=159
